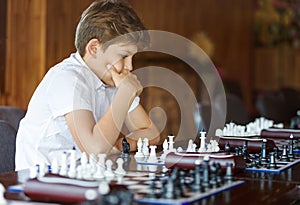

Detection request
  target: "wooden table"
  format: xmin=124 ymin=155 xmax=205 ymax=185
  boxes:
xmin=1 ymin=153 xmax=300 ymax=205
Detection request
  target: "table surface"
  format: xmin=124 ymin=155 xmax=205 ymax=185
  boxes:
xmin=1 ymin=152 xmax=300 ymax=205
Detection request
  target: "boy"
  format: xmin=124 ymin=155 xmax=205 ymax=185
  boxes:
xmin=15 ymin=0 xmax=160 ymax=171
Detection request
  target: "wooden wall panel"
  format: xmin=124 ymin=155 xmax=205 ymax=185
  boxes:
xmin=46 ymin=0 xmax=94 ymax=69
xmin=3 ymin=0 xmax=254 ymax=117
xmin=0 ymin=0 xmax=7 ymax=95
xmin=5 ymin=0 xmax=46 ymax=108
xmin=129 ymin=0 xmax=254 ymax=109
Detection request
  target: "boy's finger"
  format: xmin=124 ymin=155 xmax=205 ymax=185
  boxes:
xmin=108 ymin=64 xmax=118 ymax=76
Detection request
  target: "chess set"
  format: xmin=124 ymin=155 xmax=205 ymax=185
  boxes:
xmin=216 ymin=118 xmax=300 ymax=174
xmin=10 ymin=117 xmax=300 ymax=204
xmin=19 ymin=151 xmax=245 ymax=205
xmin=12 ymin=132 xmax=247 ymax=205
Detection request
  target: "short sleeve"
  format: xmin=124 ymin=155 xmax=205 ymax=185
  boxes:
xmin=46 ymin=69 xmax=93 ymax=118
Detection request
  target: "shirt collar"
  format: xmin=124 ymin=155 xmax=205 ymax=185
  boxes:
xmin=74 ymin=52 xmax=106 ymax=90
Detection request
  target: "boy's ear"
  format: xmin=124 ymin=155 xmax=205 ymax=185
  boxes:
xmin=86 ymin=38 xmax=101 ymax=57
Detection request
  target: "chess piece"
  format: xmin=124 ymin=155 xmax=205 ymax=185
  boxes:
xmin=142 ymin=138 xmax=150 ymax=157
xmin=147 ymin=145 xmax=158 ymax=163
xmin=134 ymin=138 xmax=144 ymax=159
xmin=115 ymin=158 xmax=126 ymax=176
xmin=225 ymin=142 xmax=231 ymax=152
xmin=59 ymin=152 xmax=68 ymax=176
xmin=51 ymin=158 xmax=59 ymax=174
xmin=210 ymin=140 xmax=220 ymax=152
xmin=224 ymin=162 xmax=233 ymax=183
xmin=187 ymin=139 xmax=194 ymax=152
xmin=242 ymin=140 xmax=251 ymax=163
xmin=192 ymin=160 xmax=203 ymax=193
xmin=68 ymin=150 xmax=77 ymax=178
xmin=288 ymin=135 xmax=295 ymax=161
xmin=160 ymin=139 xmax=169 ymax=161
xmin=121 ymin=137 xmax=130 ymax=158
xmin=202 ymin=155 xmax=211 ymax=191
xmin=267 ymin=152 xmax=277 ymax=169
xmin=209 ymin=163 xmax=219 ymax=188
xmin=198 ymin=131 xmax=206 ymax=152
xmin=29 ymin=165 xmax=39 ymax=179
xmin=104 ymin=159 xmax=115 ymax=179
xmin=98 ymin=181 xmax=110 ymax=195
xmin=168 ymin=134 xmax=176 ymax=152
xmin=0 ymin=183 xmax=7 ymax=204
xmin=260 ymin=139 xmax=268 ymax=165
xmin=280 ymin=145 xmax=289 ymax=162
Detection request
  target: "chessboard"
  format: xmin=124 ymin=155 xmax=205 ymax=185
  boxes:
xmin=18 ymin=148 xmax=245 ymax=205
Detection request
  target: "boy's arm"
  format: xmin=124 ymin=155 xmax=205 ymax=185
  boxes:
xmin=114 ymin=104 xmax=160 ymax=151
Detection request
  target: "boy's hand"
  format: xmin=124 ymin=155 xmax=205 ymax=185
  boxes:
xmin=109 ymin=65 xmax=143 ymax=96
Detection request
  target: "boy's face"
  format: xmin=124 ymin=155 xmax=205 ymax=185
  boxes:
xmin=98 ymin=43 xmax=138 ymax=86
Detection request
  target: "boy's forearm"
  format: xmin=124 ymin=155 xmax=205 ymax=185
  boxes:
xmin=122 ymin=125 xmax=160 ymax=151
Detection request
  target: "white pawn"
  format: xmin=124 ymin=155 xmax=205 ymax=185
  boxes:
xmin=83 ymin=163 xmax=93 ymax=180
xmin=29 ymin=165 xmax=39 ymax=179
xmin=186 ymin=139 xmax=194 ymax=152
xmin=97 ymin=153 xmax=106 ymax=167
xmin=80 ymin=152 xmax=88 ymax=169
xmin=177 ymin=147 xmax=183 ymax=152
xmin=38 ymin=162 xmax=48 ymax=177
xmin=0 ymin=183 xmax=6 ymax=204
xmin=115 ymin=158 xmax=126 ymax=176
xmin=104 ymin=159 xmax=115 ymax=179
xmin=93 ymin=163 xmax=105 ymax=179
xmin=59 ymin=152 xmax=68 ymax=176
xmin=89 ymin=153 xmax=97 ymax=175
xmin=68 ymin=150 xmax=77 ymax=178
xmin=210 ymin=140 xmax=220 ymax=152
xmin=76 ymin=165 xmax=83 ymax=179
xmin=142 ymin=138 xmax=149 ymax=157
xmin=147 ymin=145 xmax=158 ymax=163
xmin=51 ymin=158 xmax=59 ymax=174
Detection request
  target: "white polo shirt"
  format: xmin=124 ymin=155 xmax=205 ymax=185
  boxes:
xmin=15 ymin=52 xmax=139 ymax=171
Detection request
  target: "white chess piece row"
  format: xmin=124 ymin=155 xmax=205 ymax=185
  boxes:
xmin=31 ymin=151 xmax=126 ymax=181
xmin=215 ymin=117 xmax=284 ymax=137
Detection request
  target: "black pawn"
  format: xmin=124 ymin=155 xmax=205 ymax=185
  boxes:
xmin=215 ymin=163 xmax=223 ymax=185
xmin=273 ymin=147 xmax=280 ymax=160
xmin=209 ymin=163 xmax=219 ymax=189
xmin=179 ymin=170 xmax=188 ymax=191
xmin=224 ymin=162 xmax=233 ymax=183
xmin=163 ymin=177 xmax=176 ymax=199
xmin=146 ymin=180 xmax=157 ymax=198
xmin=280 ymin=145 xmax=289 ymax=162
xmin=235 ymin=147 xmax=240 ymax=156
xmin=192 ymin=160 xmax=203 ymax=193
xmin=225 ymin=142 xmax=231 ymax=152
xmin=202 ymin=156 xmax=211 ymax=191
xmin=242 ymin=140 xmax=251 ymax=163
xmin=295 ymin=139 xmax=300 ymax=151
xmin=267 ymin=152 xmax=277 ymax=169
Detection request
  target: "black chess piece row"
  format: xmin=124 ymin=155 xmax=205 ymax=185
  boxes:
xmin=236 ymin=136 xmax=297 ymax=170
xmin=146 ymin=159 xmax=234 ymax=200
